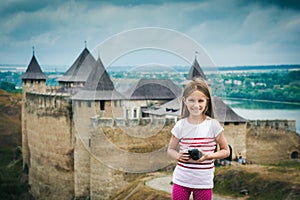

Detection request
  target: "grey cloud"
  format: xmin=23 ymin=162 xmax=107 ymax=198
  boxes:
xmin=0 ymin=0 xmax=299 ymax=66
xmin=238 ymin=0 xmax=300 ymax=11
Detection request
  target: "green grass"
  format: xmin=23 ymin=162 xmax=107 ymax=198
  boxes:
xmin=214 ymin=167 xmax=300 ymax=200
xmin=267 ymin=160 xmax=300 ymax=170
xmin=0 ymin=146 xmax=31 ymax=200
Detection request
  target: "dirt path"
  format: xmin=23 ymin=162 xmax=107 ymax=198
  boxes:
xmin=145 ymin=174 xmax=241 ymax=200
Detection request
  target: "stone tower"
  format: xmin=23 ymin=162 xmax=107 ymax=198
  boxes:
xmin=21 ymin=49 xmax=47 ymax=94
xmin=71 ymin=57 xmax=125 ymax=199
xmin=21 ymin=49 xmax=47 ymax=169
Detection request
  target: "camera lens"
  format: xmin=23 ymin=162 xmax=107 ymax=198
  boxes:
xmin=188 ymin=149 xmax=202 ymax=160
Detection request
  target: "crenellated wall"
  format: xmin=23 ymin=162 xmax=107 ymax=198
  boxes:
xmin=247 ymin=119 xmax=296 ymax=132
xmin=246 ymin=120 xmax=299 ymax=164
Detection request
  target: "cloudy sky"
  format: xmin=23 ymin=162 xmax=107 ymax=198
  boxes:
xmin=0 ymin=0 xmax=299 ymax=68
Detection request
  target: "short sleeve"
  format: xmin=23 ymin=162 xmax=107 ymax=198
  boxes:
xmin=211 ymin=119 xmax=224 ymax=138
xmin=171 ymin=119 xmax=183 ymax=139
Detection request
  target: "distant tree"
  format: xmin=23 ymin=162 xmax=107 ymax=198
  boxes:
xmin=288 ymin=70 xmax=300 ymax=80
xmin=0 ymin=81 xmax=16 ymax=92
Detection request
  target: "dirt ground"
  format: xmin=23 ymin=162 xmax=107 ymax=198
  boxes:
xmin=136 ymin=162 xmax=300 ymax=200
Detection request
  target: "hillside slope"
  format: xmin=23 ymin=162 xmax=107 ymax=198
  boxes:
xmin=0 ymin=89 xmax=21 ymax=148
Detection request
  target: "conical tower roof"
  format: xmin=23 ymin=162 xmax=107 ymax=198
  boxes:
xmin=187 ymin=58 xmax=207 ymax=80
xmin=84 ymin=58 xmax=114 ymax=91
xmin=58 ymin=47 xmax=96 ymax=83
xmin=22 ymin=54 xmax=47 ymax=80
xmin=212 ymin=96 xmax=247 ymax=123
xmin=72 ymin=57 xmax=123 ymax=100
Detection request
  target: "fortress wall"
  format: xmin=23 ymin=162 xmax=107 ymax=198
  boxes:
xmin=22 ymin=80 xmax=46 ymax=94
xmin=93 ymin=100 xmax=124 ymax=118
xmin=22 ymin=81 xmax=46 ymax=168
xmin=85 ymin=117 xmax=175 ymax=199
xmin=73 ymin=102 xmax=94 ymax=198
xmin=72 ymin=101 xmax=126 ymax=199
xmin=91 ymin=117 xmax=175 ymax=127
xmin=46 ymin=86 xmax=62 ymax=93
xmin=73 ymin=101 xmax=106 ymax=198
xmin=25 ymin=92 xmax=74 ymax=199
xmin=74 ymin=137 xmax=91 ymax=198
xmin=89 ymin=156 xmax=128 ymax=200
xmin=246 ymin=120 xmax=300 ymax=164
xmin=21 ymin=103 xmax=30 ymax=168
xmin=73 ymin=100 xmax=117 ymax=118
xmin=247 ymin=119 xmax=296 ymax=132
xmin=223 ymin=122 xmax=247 ymax=160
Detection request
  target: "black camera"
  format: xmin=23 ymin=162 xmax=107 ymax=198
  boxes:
xmin=188 ymin=149 xmax=202 ymax=160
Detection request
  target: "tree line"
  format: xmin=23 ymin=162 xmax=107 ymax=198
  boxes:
xmin=209 ymin=70 xmax=300 ymax=103
xmin=1 ymin=70 xmax=299 ymax=103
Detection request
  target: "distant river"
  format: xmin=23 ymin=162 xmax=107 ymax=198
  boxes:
xmin=224 ymin=99 xmax=300 ymax=134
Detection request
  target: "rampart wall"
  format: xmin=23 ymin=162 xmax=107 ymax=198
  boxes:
xmin=246 ymin=120 xmax=299 ymax=164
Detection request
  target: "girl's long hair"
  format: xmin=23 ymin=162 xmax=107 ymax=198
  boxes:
xmin=181 ymin=77 xmax=214 ymax=118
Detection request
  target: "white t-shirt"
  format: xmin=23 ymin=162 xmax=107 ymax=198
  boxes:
xmin=171 ymin=117 xmax=224 ymax=189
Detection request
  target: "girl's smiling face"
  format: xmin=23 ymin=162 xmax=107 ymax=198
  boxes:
xmin=183 ymin=90 xmax=208 ymax=117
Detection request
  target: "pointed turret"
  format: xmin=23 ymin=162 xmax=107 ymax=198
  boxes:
xmin=72 ymin=56 xmax=123 ymax=118
xmin=187 ymin=57 xmax=207 ymax=80
xmin=21 ymin=48 xmax=47 ymax=170
xmin=84 ymin=58 xmax=115 ymax=91
xmin=72 ymin=57 xmax=123 ymax=100
xmin=21 ymin=49 xmax=47 ymax=93
xmin=212 ymin=96 xmax=247 ymax=123
xmin=58 ymin=46 xmax=96 ymax=87
xmin=22 ymin=51 xmax=47 ymax=80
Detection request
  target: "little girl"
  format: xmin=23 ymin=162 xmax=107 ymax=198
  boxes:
xmin=168 ymin=78 xmax=230 ymax=200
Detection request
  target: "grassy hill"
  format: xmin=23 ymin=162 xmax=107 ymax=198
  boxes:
xmin=0 ymin=89 xmax=33 ymax=199
xmin=0 ymin=89 xmax=21 ymax=148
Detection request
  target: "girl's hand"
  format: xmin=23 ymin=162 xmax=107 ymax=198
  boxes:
xmin=177 ymin=149 xmax=190 ymax=162
xmin=197 ymin=149 xmax=210 ymax=162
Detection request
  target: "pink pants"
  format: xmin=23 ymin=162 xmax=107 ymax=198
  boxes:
xmin=172 ymin=183 xmax=212 ymax=200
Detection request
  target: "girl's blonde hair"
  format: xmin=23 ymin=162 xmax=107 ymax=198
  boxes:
xmin=181 ymin=77 xmax=214 ymax=118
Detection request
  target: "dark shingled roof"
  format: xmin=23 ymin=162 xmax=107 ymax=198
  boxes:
xmin=187 ymin=58 xmax=207 ymax=80
xmin=84 ymin=58 xmax=114 ymax=91
xmin=72 ymin=57 xmax=124 ymax=100
xmin=125 ymin=79 xmax=182 ymax=100
xmin=212 ymin=96 xmax=247 ymax=122
xmin=22 ymin=55 xmax=47 ymax=80
xmin=58 ymin=48 xmax=96 ymax=83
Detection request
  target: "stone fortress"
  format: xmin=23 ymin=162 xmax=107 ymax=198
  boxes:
xmin=21 ymin=46 xmax=300 ymax=199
